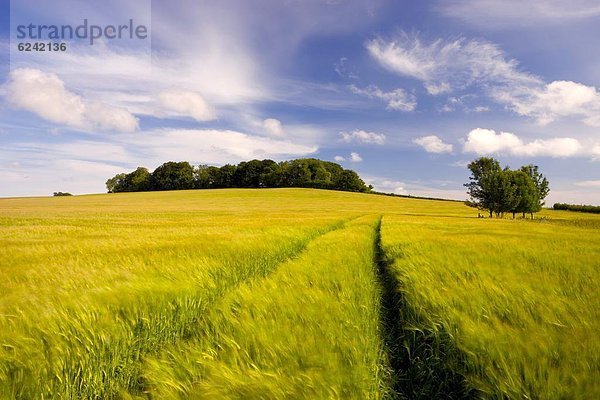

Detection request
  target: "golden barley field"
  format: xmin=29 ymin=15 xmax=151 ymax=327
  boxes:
xmin=0 ymin=189 xmax=598 ymax=399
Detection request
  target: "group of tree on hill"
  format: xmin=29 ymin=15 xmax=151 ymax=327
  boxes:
xmin=106 ymin=158 xmax=371 ymax=194
xmin=465 ymin=157 xmax=549 ymax=219
xmin=553 ymin=203 xmax=600 ymax=214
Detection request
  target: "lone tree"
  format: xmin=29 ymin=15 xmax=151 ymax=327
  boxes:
xmin=465 ymin=157 xmax=549 ymax=219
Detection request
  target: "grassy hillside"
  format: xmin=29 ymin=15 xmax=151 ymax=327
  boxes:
xmin=0 ymin=189 xmax=598 ymax=398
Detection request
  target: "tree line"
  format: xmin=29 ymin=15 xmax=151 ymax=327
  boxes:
xmin=553 ymin=203 xmax=600 ymax=214
xmin=106 ymin=158 xmax=371 ymax=193
xmin=465 ymin=157 xmax=549 ymax=219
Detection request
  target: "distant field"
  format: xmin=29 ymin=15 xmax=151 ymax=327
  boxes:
xmin=0 ymin=189 xmax=598 ymax=399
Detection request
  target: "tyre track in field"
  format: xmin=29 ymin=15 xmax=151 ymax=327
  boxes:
xmin=130 ymin=214 xmax=367 ymax=395
xmin=374 ymin=216 xmax=476 ymax=399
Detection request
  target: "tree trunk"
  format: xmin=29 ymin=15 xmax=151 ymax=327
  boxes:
xmin=531 ymin=212 xmax=534 ymax=219
xmin=489 ymin=210 xmax=493 ymax=218
xmin=522 ymin=212 xmax=526 ymax=219
xmin=512 ymin=212 xmax=516 ymax=219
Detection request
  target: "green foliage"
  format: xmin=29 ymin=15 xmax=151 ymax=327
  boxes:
xmin=464 ymin=157 xmax=502 ymax=217
xmin=150 ymin=161 xmax=195 ymax=191
xmin=465 ymin=157 xmax=549 ymax=218
xmin=554 ymin=202 xmax=600 ymax=214
xmin=508 ymin=170 xmax=540 ymax=216
xmin=52 ymin=192 xmax=72 ymax=196
xmin=105 ymin=172 xmax=127 ymax=193
xmin=106 ymin=158 xmax=370 ymax=193
xmin=520 ymin=164 xmax=550 ymax=207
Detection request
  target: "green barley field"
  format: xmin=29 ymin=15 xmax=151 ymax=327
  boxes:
xmin=0 ymin=188 xmax=598 ymax=399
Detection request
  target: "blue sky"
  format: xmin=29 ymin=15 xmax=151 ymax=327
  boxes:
xmin=1 ymin=0 xmax=599 ymax=204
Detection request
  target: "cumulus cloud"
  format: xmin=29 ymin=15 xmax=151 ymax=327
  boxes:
xmin=349 ymin=84 xmax=417 ymax=111
xmin=262 ymin=118 xmax=286 ymax=138
xmin=158 ymin=90 xmax=216 ymax=122
xmin=349 ymin=152 xmax=363 ymax=162
xmin=414 ymin=135 xmax=453 ymax=153
xmin=490 ymin=80 xmax=600 ymax=127
xmin=463 ymin=128 xmax=581 ymax=157
xmin=5 ymin=68 xmax=138 ymax=133
xmin=366 ymin=33 xmax=537 ymax=95
xmin=340 ymin=129 xmax=386 ymax=145
xmin=334 ymin=155 xmax=346 ymax=162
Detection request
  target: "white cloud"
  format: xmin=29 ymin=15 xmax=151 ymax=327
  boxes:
xmin=366 ymin=32 xmax=538 ymax=95
xmin=414 ymin=135 xmax=453 ymax=153
xmin=368 ymin=178 xmax=408 ymax=195
xmin=158 ymin=90 xmax=216 ymax=122
xmin=5 ymin=1 xmax=389 ymax=124
xmin=463 ymin=128 xmax=581 ymax=157
xmin=349 ymin=84 xmax=417 ymax=111
xmin=120 ymin=129 xmax=317 ymax=165
xmin=490 ymin=80 xmax=600 ymax=127
xmin=334 ymin=152 xmax=363 ymax=163
xmin=334 ymin=57 xmax=358 ymax=79
xmin=592 ymin=144 xmax=600 ymax=160
xmin=340 ymin=129 xmax=386 ymax=145
xmin=0 ymin=128 xmax=318 ymax=196
xmin=463 ymin=128 xmax=522 ymax=154
xmin=367 ymin=32 xmax=600 ymax=127
xmin=4 ymin=68 xmax=139 ymax=133
xmin=350 ymin=152 xmax=363 ymax=162
xmin=363 ymin=175 xmax=466 ymax=199
xmin=439 ymin=96 xmax=490 ymax=113
xmin=262 ymin=118 xmax=286 ymax=138
xmin=450 ymin=160 xmax=470 ymax=168
xmin=435 ymin=0 xmax=600 ymax=27
xmin=515 ymin=138 xmax=582 ymax=157
xmin=575 ymin=180 xmax=600 ymax=188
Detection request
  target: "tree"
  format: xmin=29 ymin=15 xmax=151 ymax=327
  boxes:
xmin=195 ymin=165 xmax=211 ymax=189
xmin=232 ymin=160 xmax=268 ymax=188
xmin=260 ymin=161 xmax=283 ymax=188
xmin=105 ymin=158 xmax=369 ymax=194
xmin=466 ymin=158 xmax=550 ymax=219
xmin=125 ymin=167 xmax=151 ymax=192
xmin=281 ymin=160 xmax=312 ymax=187
xmin=106 ymin=173 xmax=127 ymax=193
xmin=334 ymin=169 xmax=368 ymax=192
xmin=53 ymin=192 xmax=72 ymax=196
xmin=507 ymin=170 xmax=539 ymax=219
xmin=150 ymin=161 xmax=195 ymax=191
xmin=520 ymin=164 xmax=549 ymax=216
xmin=215 ymin=164 xmax=236 ymax=188
xmin=488 ymin=168 xmax=519 ymax=218
xmin=465 ymin=157 xmax=502 ymax=217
